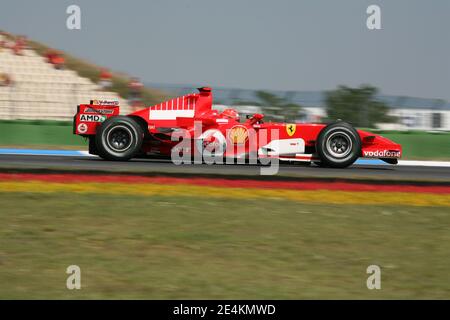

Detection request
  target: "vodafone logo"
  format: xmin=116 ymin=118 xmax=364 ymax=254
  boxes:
xmin=77 ymin=123 xmax=88 ymax=134
xmin=91 ymin=100 xmax=119 ymax=106
xmin=363 ymin=150 xmax=401 ymax=158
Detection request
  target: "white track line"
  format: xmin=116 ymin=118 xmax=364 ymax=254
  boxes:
xmin=398 ymin=160 xmax=450 ymax=167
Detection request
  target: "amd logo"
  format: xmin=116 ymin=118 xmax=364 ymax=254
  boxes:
xmin=80 ymin=114 xmax=106 ymax=122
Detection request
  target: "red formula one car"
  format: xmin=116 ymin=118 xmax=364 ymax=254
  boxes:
xmin=73 ymin=87 xmax=402 ymax=168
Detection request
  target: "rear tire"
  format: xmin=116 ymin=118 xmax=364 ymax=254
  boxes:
xmin=95 ymin=116 xmax=144 ymax=161
xmin=316 ymin=121 xmax=361 ymax=168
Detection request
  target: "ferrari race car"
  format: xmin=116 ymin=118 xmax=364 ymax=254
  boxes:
xmin=73 ymin=87 xmax=402 ymax=168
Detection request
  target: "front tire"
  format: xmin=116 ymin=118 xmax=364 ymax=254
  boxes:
xmin=95 ymin=116 xmax=144 ymax=161
xmin=316 ymin=121 xmax=361 ymax=168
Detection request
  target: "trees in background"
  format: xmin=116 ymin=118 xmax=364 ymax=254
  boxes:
xmin=325 ymin=85 xmax=394 ymax=128
xmin=235 ymin=91 xmax=303 ymax=122
xmin=232 ymin=85 xmax=394 ymax=127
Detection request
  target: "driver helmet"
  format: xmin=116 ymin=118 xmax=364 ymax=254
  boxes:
xmin=221 ymin=108 xmax=240 ymax=121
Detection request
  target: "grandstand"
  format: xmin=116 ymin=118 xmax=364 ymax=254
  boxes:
xmin=0 ymin=34 xmax=132 ymax=120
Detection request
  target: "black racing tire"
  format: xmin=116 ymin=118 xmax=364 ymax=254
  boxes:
xmin=95 ymin=116 xmax=144 ymax=161
xmin=316 ymin=121 xmax=361 ymax=168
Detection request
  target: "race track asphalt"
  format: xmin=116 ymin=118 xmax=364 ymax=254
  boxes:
xmin=1 ymin=154 xmax=450 ymax=183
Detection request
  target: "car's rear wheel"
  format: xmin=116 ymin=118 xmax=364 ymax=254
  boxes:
xmin=316 ymin=121 xmax=361 ymax=168
xmin=95 ymin=116 xmax=143 ymax=161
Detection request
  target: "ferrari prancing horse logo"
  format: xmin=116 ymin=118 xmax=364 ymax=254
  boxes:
xmin=286 ymin=124 xmax=296 ymax=137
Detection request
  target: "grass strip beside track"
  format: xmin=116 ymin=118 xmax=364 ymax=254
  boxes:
xmin=0 ymin=193 xmax=449 ymax=299
xmin=0 ymin=120 xmax=86 ymax=147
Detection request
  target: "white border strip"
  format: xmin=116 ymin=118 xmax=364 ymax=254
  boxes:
xmin=398 ymin=160 xmax=450 ymax=167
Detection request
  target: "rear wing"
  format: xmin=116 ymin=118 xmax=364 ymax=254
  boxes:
xmin=73 ymin=100 xmax=120 ymax=135
xmin=129 ymin=87 xmax=213 ymax=130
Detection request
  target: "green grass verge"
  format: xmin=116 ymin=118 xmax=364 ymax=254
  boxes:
xmin=0 ymin=193 xmax=448 ymax=299
xmin=0 ymin=120 xmax=86 ymax=148
xmin=380 ymin=132 xmax=450 ymax=160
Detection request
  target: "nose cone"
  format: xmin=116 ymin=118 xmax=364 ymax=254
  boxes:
xmin=359 ymin=130 xmax=402 ymax=159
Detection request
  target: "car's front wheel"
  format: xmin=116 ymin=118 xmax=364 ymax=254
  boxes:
xmin=316 ymin=121 xmax=361 ymax=168
xmin=95 ymin=116 xmax=143 ymax=161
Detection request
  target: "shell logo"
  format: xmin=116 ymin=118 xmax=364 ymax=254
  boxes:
xmin=228 ymin=125 xmax=248 ymax=144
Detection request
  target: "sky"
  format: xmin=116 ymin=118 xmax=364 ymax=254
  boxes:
xmin=1 ymin=0 xmax=449 ymax=100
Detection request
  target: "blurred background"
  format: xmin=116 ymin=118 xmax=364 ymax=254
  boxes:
xmin=0 ymin=0 xmax=449 ymax=299
xmin=0 ymin=0 xmax=449 ymax=158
